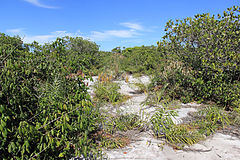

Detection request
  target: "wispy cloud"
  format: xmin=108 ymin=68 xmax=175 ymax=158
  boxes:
xmin=120 ymin=22 xmax=144 ymax=31
xmin=90 ymin=22 xmax=144 ymax=41
xmin=22 ymin=30 xmax=83 ymax=44
xmin=23 ymin=0 xmax=58 ymax=9
xmin=6 ymin=22 xmax=145 ymax=44
xmin=90 ymin=30 xmax=138 ymax=41
xmin=6 ymin=28 xmax=25 ymax=34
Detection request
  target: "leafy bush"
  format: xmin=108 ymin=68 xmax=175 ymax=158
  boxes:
xmin=121 ymin=45 xmax=159 ymax=74
xmin=94 ymin=81 xmax=123 ymax=104
xmin=0 ymin=34 xmax=101 ymax=159
xmin=150 ymin=104 xmax=229 ymax=148
xmin=149 ymin=60 xmax=195 ymax=103
xmin=194 ymin=106 xmax=230 ymax=136
xmin=158 ymin=6 xmax=240 ymax=108
xmin=105 ymin=114 xmax=143 ymax=133
xmin=150 ymin=106 xmax=203 ymax=148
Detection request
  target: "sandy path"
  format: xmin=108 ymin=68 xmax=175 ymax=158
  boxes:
xmin=86 ymin=75 xmax=240 ymax=160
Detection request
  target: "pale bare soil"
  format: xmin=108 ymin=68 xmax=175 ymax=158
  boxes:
xmin=86 ymin=75 xmax=240 ymax=160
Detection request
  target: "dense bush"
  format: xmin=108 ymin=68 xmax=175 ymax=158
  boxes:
xmin=94 ymin=80 xmax=123 ymax=104
xmin=149 ymin=60 xmax=195 ymax=102
xmin=121 ymin=45 xmax=159 ymax=74
xmin=156 ymin=6 xmax=240 ymax=108
xmin=0 ymin=34 xmax=101 ymax=159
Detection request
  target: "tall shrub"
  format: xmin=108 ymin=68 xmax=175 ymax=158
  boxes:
xmin=0 ymin=34 xmax=101 ymax=159
xmin=160 ymin=6 xmax=240 ymax=108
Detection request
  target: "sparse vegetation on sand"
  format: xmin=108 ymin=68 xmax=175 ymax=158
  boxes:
xmin=0 ymin=6 xmax=239 ymax=159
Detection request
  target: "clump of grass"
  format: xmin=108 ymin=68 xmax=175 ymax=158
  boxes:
xmin=94 ymin=130 xmax=130 ymax=149
xmin=94 ymin=81 xmax=122 ymax=104
xmin=192 ymin=106 xmax=230 ymax=136
xmin=150 ymin=104 xmax=230 ymax=149
xmin=231 ymin=107 xmax=240 ymax=126
xmin=94 ymin=73 xmax=125 ymax=104
xmin=96 ymin=113 xmax=144 ymax=149
xmin=105 ymin=114 xmax=144 ymax=133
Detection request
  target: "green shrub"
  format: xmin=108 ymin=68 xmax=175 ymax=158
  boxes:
xmin=149 ymin=60 xmax=195 ymax=103
xmin=94 ymin=81 xmax=123 ymax=104
xmin=158 ymin=6 xmax=240 ymax=108
xmin=121 ymin=45 xmax=159 ymax=74
xmin=105 ymin=114 xmax=143 ymax=133
xmin=150 ymin=106 xmax=203 ymax=148
xmin=0 ymin=34 xmax=101 ymax=159
xmin=194 ymin=106 xmax=230 ymax=136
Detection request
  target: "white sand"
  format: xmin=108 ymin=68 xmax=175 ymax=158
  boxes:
xmin=87 ymin=75 xmax=240 ymax=160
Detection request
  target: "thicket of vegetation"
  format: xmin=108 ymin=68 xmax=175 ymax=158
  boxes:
xmin=0 ymin=35 xmax=102 ymax=159
xmin=0 ymin=6 xmax=239 ymax=159
xmin=158 ymin=6 xmax=240 ymax=108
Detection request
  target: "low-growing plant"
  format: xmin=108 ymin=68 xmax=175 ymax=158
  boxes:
xmin=94 ymin=81 xmax=123 ymax=104
xmin=150 ymin=106 xmax=203 ymax=148
xmin=94 ymin=113 xmax=143 ymax=149
xmin=193 ymin=106 xmax=230 ymax=136
xmin=150 ymin=103 xmax=232 ymax=149
xmin=94 ymin=130 xmax=130 ymax=149
xmin=105 ymin=114 xmax=144 ymax=133
xmin=231 ymin=107 xmax=240 ymax=126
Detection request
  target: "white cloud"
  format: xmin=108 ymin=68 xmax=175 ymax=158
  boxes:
xmin=90 ymin=30 xmax=138 ymax=41
xmin=22 ymin=30 xmax=83 ymax=44
xmin=120 ymin=22 xmax=143 ymax=31
xmin=6 ymin=28 xmax=25 ymax=34
xmin=23 ymin=0 xmax=58 ymax=9
xmin=90 ymin=22 xmax=144 ymax=41
xmin=8 ymin=22 xmax=145 ymax=43
xmin=120 ymin=39 xmax=144 ymax=44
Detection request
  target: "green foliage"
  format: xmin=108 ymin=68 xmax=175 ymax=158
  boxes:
xmin=0 ymin=34 xmax=101 ymax=159
xmin=121 ymin=45 xmax=159 ymax=74
xmin=157 ymin=6 xmax=240 ymax=108
xmin=64 ymin=36 xmax=99 ymax=71
xmin=93 ymin=51 xmax=123 ymax=76
xmin=98 ymin=113 xmax=143 ymax=149
xmin=94 ymin=81 xmax=123 ymax=104
xmin=105 ymin=114 xmax=143 ymax=133
xmin=194 ymin=106 xmax=230 ymax=136
xmin=231 ymin=107 xmax=240 ymax=125
xmin=150 ymin=107 xmax=178 ymax=137
xmin=149 ymin=60 xmax=194 ymax=103
xmin=150 ymin=105 xmax=230 ymax=148
xmin=150 ymin=106 xmax=203 ymax=148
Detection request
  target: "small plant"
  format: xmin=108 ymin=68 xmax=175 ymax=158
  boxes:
xmin=125 ymin=74 xmax=129 ymax=83
xmin=231 ymin=107 xmax=240 ymax=126
xmin=96 ymin=113 xmax=143 ymax=149
xmin=144 ymin=84 xmax=169 ymax=106
xmin=193 ymin=106 xmax=230 ymax=136
xmin=150 ymin=104 xmax=203 ymax=149
xmin=94 ymin=131 xmax=130 ymax=149
xmin=105 ymin=114 xmax=144 ymax=133
xmin=94 ymin=81 xmax=122 ymax=104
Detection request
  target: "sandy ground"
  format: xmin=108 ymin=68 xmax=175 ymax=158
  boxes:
xmin=86 ymin=75 xmax=240 ymax=160
xmin=104 ymin=132 xmax=240 ymax=160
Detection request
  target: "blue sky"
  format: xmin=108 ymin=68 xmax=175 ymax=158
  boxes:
xmin=0 ymin=0 xmax=239 ymax=51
